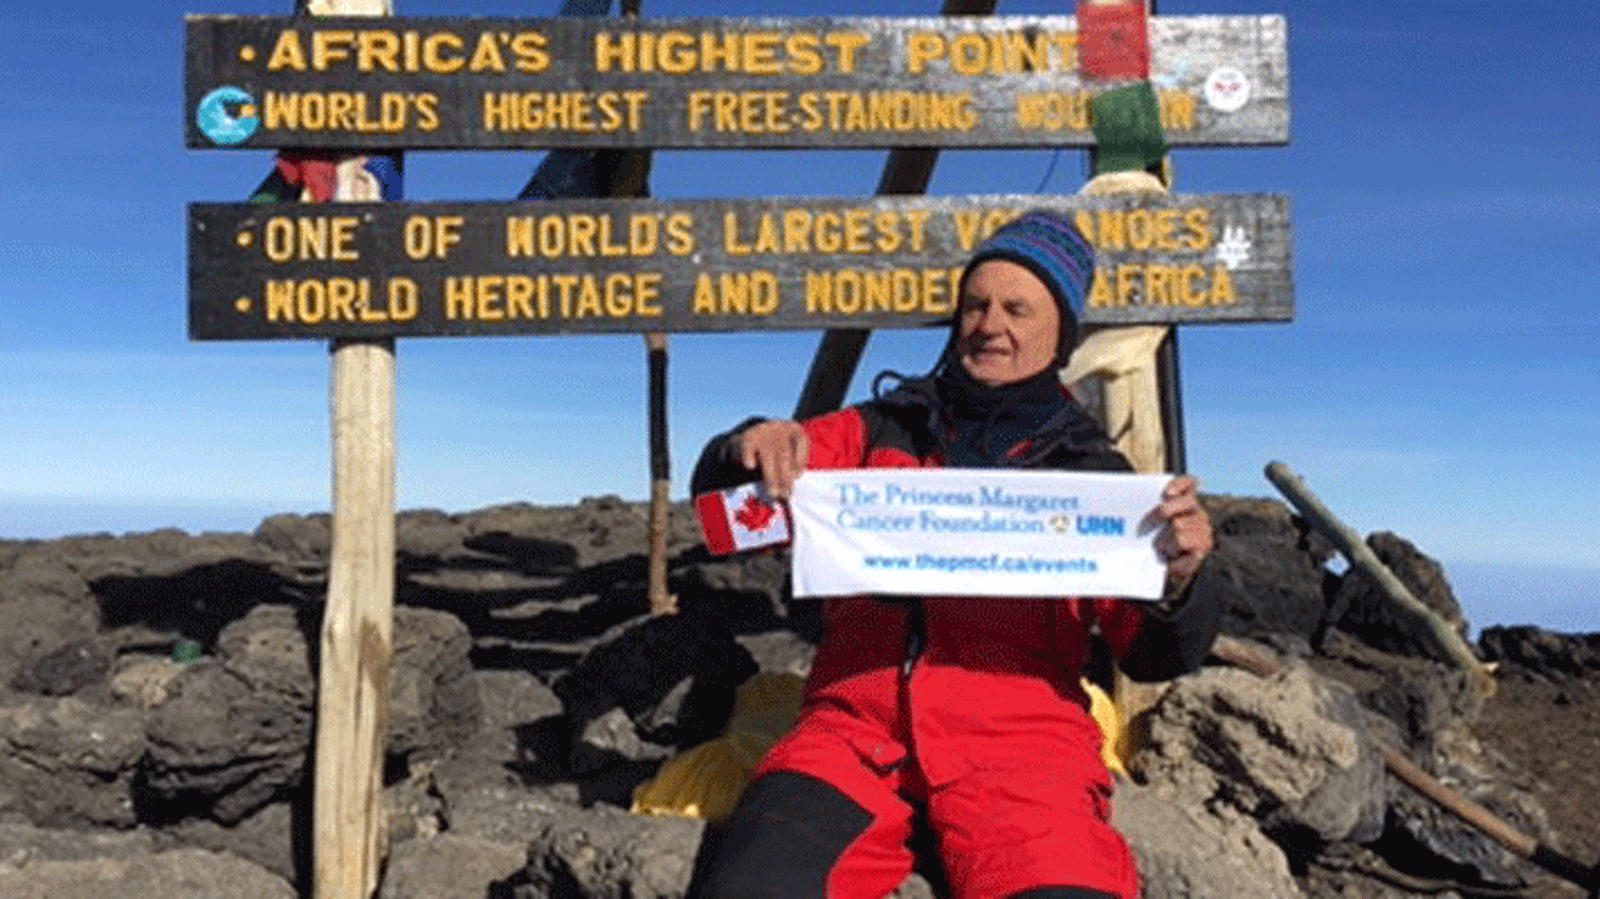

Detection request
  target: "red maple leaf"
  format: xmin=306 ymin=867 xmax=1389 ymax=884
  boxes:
xmin=734 ymin=493 xmax=777 ymax=532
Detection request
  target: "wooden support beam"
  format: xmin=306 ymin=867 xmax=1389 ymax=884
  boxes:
xmin=792 ymin=0 xmax=998 ymax=421
xmin=305 ymin=0 xmax=397 ymax=897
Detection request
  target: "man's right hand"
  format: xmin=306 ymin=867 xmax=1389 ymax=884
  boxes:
xmin=736 ymin=420 xmax=810 ymax=499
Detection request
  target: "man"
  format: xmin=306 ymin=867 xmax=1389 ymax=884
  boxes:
xmin=688 ymin=210 xmax=1221 ymax=899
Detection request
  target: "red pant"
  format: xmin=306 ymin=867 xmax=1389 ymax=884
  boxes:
xmin=710 ymin=705 xmax=1138 ymax=899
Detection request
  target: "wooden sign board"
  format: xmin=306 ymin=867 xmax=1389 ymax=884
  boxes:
xmin=185 ymin=14 xmax=1288 ymax=150
xmin=189 ymin=193 xmax=1292 ymax=340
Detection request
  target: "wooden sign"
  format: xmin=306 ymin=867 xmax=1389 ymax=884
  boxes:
xmin=185 ymin=14 xmax=1288 ymax=150
xmin=189 ymin=193 xmax=1292 ymax=340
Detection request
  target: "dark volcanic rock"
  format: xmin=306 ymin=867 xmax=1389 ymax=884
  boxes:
xmin=10 ymin=637 xmax=112 ymax=696
xmin=502 ymin=805 xmax=704 ymax=899
xmin=1201 ymin=496 xmax=1338 ymax=645
xmin=554 ymin=611 xmax=758 ymax=775
xmin=141 ymin=603 xmax=480 ymax=824
xmin=1479 ymin=625 xmax=1600 ymax=681
xmin=1328 ymin=532 xmax=1468 ymax=660
xmin=0 ymin=545 xmax=101 ymax=693
xmin=0 ymin=697 xmax=148 ymax=827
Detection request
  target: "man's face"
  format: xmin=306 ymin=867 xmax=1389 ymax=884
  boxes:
xmin=956 ymin=259 xmax=1061 ymax=387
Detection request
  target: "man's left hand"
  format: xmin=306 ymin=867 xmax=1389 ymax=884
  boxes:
xmin=1156 ymin=475 xmax=1213 ymax=597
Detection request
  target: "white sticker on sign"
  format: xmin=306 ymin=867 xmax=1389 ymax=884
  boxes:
xmin=1204 ymin=66 xmax=1252 ymax=112
xmin=790 ymin=468 xmax=1171 ymax=601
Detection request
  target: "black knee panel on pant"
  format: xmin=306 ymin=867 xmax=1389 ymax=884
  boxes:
xmin=686 ymin=771 xmax=873 ymax=899
xmin=1008 ymin=888 xmax=1120 ymax=899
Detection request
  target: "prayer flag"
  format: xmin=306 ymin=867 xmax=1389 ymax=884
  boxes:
xmin=1077 ymin=0 xmax=1150 ymax=80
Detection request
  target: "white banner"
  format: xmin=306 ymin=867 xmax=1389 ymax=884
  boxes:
xmin=790 ymin=468 xmax=1172 ymax=601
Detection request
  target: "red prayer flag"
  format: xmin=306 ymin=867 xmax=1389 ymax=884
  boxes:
xmin=1077 ymin=0 xmax=1150 ymax=80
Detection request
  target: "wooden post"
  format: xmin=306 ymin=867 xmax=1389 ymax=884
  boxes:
xmin=1263 ymin=461 xmax=1496 ymax=697
xmin=645 ymin=331 xmax=674 ymax=615
xmin=304 ymin=1 xmax=397 ymax=897
xmin=791 ymin=0 xmax=998 ymax=421
xmin=316 ymin=337 xmax=395 ymax=899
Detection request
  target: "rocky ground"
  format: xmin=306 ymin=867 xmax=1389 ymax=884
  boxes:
xmin=0 ymin=493 xmax=1594 ymax=899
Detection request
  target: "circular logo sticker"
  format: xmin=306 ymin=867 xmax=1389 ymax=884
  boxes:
xmin=195 ymin=86 xmax=259 ymax=146
xmin=1203 ymin=67 xmax=1251 ymax=113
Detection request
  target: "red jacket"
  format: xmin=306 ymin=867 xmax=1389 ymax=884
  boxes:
xmin=692 ymin=381 xmax=1220 ymax=781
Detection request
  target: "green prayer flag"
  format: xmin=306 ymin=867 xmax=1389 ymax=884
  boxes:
xmin=1091 ymin=83 xmax=1170 ymax=175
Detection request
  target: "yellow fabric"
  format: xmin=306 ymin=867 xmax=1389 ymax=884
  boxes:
xmin=631 ymin=673 xmax=1130 ymax=819
xmin=1084 ymin=680 xmax=1130 ymax=778
xmin=630 ymin=672 xmax=806 ymax=821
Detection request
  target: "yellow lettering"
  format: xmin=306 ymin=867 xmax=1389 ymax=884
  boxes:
xmin=786 ymin=34 xmax=822 ymax=75
xmin=1088 ymin=268 xmax=1115 ymax=307
xmin=569 ymin=214 xmax=598 ymax=256
xmin=664 ymin=213 xmax=695 ymax=254
xmin=1126 ymin=210 xmax=1155 ymax=250
xmin=1183 ymin=208 xmax=1212 ymax=250
xmin=311 ymin=31 xmax=355 ymax=70
xmin=1209 ymin=265 xmax=1236 ymax=305
xmin=510 ymin=32 xmax=549 ymax=72
xmin=444 ymin=277 xmax=471 ymax=319
xmin=357 ymin=43 xmax=393 ymax=72
xmin=330 ymin=216 xmax=359 ymax=261
xmin=477 ymin=275 xmax=504 ymax=320
xmin=326 ymin=277 xmax=359 ymax=321
xmin=507 ymin=216 xmax=533 ymax=257
xmin=906 ymin=32 xmax=943 ymax=74
xmin=692 ymin=273 xmax=716 ymax=314
xmin=469 ymin=32 xmax=507 ymax=72
xmin=1159 ymin=90 xmax=1197 ymax=131
xmin=422 ymin=32 xmax=464 ymax=73
xmin=506 ymin=275 xmax=535 ymax=318
xmin=593 ymin=31 xmax=632 ymax=72
xmin=267 ymin=30 xmax=307 ymax=71
xmin=604 ymin=273 xmax=631 ymax=316
xmin=1097 ymin=210 xmax=1126 ymax=250
xmin=825 ymin=33 xmax=870 ymax=73
xmin=636 ymin=273 xmax=662 ymax=317
xmin=575 ymin=276 xmax=603 ymax=317
xmin=296 ymin=279 xmax=326 ymax=324
xmin=1154 ymin=209 xmax=1181 ymax=250
xmin=1145 ymin=265 xmax=1173 ymax=306
xmin=266 ymin=280 xmax=294 ymax=320
xmin=388 ymin=277 xmax=418 ymax=321
xmin=723 ymin=212 xmax=751 ymax=255
xmin=1115 ymin=265 xmax=1139 ymax=305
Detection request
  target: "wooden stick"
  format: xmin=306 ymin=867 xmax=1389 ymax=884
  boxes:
xmin=645 ymin=331 xmax=675 ymax=615
xmin=1263 ymin=461 xmax=1495 ymax=697
xmin=1207 ymin=635 xmax=1596 ymax=893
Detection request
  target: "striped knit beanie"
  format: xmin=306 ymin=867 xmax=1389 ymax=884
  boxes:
xmin=959 ymin=209 xmax=1096 ymax=364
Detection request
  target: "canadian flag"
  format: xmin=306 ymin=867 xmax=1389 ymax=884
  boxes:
xmin=695 ymin=483 xmax=792 ymax=555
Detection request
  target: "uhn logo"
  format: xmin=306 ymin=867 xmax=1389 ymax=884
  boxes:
xmin=1075 ymin=515 xmax=1125 ymax=536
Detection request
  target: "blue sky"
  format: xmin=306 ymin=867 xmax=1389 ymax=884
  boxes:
xmin=2 ymin=0 xmax=1596 ymax=633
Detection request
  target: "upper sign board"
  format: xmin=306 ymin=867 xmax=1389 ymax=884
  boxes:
xmin=185 ymin=14 xmax=1288 ymax=150
xmin=188 ymin=192 xmax=1293 ymax=340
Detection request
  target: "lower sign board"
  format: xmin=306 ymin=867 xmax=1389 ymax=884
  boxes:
xmin=188 ymin=193 xmax=1292 ymax=340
